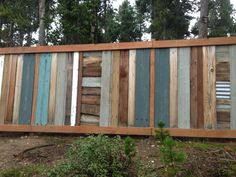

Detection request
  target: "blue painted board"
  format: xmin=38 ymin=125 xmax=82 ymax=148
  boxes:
xmin=154 ymin=49 xmax=170 ymax=127
xmin=134 ymin=49 xmax=150 ymax=127
xmin=19 ymin=54 xmax=35 ymax=124
xmin=35 ymin=53 xmax=52 ymax=125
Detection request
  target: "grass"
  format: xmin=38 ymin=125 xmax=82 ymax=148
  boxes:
xmin=0 ymin=164 xmax=47 ymax=177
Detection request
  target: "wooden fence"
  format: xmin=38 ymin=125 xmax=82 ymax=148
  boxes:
xmin=0 ymin=37 xmax=236 ymax=138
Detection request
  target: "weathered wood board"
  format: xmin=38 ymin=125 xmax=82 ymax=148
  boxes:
xmin=155 ymin=49 xmax=170 ymax=127
xmin=230 ymin=45 xmax=236 ymax=129
xmin=134 ymin=49 xmax=150 ymax=127
xmin=35 ymin=53 xmax=52 ymax=125
xmin=0 ymin=55 xmax=4 ymax=98
xmin=19 ymin=54 xmax=35 ymax=124
xmin=82 ymin=77 xmax=101 ymax=87
xmin=100 ymin=51 xmax=112 ymax=126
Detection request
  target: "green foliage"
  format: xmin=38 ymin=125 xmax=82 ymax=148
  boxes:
xmin=124 ymin=136 xmax=136 ymax=161
xmin=155 ymin=120 xmax=170 ymax=144
xmin=48 ymin=135 xmax=135 ymax=177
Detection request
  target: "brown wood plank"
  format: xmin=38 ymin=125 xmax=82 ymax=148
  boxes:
xmin=81 ymin=95 xmax=100 ymax=105
xmin=119 ymin=50 xmax=129 ymax=127
xmin=65 ymin=53 xmax=73 ymax=125
xmin=31 ymin=54 xmax=40 ymax=125
xmin=82 ymin=87 xmax=100 ymax=95
xmin=76 ymin=53 xmax=83 ymax=125
xmin=216 ymin=99 xmax=231 ymax=105
xmin=5 ymin=55 xmax=17 ymax=124
xmin=0 ymin=55 xmax=11 ymax=124
xmin=150 ymin=49 xmax=155 ymax=128
xmin=216 ymin=61 xmax=230 ymax=81
xmin=111 ymin=51 xmax=120 ymax=127
xmin=196 ymin=47 xmax=204 ymax=129
xmin=1 ymin=37 xmax=236 ymax=54
xmin=82 ymin=66 xmax=101 ymax=77
xmin=83 ymin=57 xmax=102 ymax=67
xmin=81 ymin=104 xmax=100 ymax=116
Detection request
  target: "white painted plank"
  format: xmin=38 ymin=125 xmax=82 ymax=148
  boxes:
xmin=178 ymin=48 xmax=190 ymax=128
xmin=70 ymin=52 xmax=79 ymax=126
xmin=100 ymin=51 xmax=112 ymax=126
xmin=81 ymin=115 xmax=99 ymax=124
xmin=82 ymin=77 xmax=101 ymax=87
xmin=230 ymin=45 xmax=236 ymax=129
xmin=128 ymin=50 xmax=136 ymax=126
xmin=0 ymin=55 xmax=5 ymax=97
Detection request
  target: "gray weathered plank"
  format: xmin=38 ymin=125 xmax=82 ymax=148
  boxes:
xmin=82 ymin=77 xmax=101 ymax=87
xmin=230 ymin=45 xmax=236 ymax=129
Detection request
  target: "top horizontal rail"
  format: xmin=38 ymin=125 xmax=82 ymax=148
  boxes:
xmin=0 ymin=37 xmax=236 ymax=54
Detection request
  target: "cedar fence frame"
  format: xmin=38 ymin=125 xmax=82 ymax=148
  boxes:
xmin=0 ymin=37 xmax=236 ymax=138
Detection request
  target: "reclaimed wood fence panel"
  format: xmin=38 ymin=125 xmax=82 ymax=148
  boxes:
xmin=230 ymin=45 xmax=236 ymax=129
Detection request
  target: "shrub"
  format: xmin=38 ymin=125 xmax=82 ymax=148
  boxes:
xmin=48 ymin=135 xmax=135 ymax=177
xmin=155 ymin=120 xmax=170 ymax=144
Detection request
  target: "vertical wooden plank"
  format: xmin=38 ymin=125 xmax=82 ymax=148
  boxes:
xmin=135 ymin=49 xmax=150 ymax=127
xmin=71 ymin=52 xmax=79 ymax=126
xmin=169 ymin=48 xmax=178 ymax=128
xmin=35 ymin=53 xmax=52 ymax=125
xmin=48 ymin=53 xmax=57 ymax=125
xmin=190 ymin=47 xmax=198 ymax=128
xmin=65 ymin=53 xmax=73 ymax=125
xmin=150 ymin=49 xmax=155 ymax=128
xmin=155 ymin=49 xmax=170 ymax=127
xmin=128 ymin=50 xmax=136 ymax=127
xmin=55 ymin=53 xmax=67 ymax=125
xmin=119 ymin=50 xmax=129 ymax=127
xmin=0 ymin=55 xmax=5 ymax=98
xmin=203 ymin=46 xmax=216 ymax=129
xmin=100 ymin=51 xmax=112 ymax=126
xmin=111 ymin=51 xmax=120 ymax=127
xmin=0 ymin=55 xmax=11 ymax=124
xmin=76 ymin=53 xmax=83 ymax=125
xmin=230 ymin=45 xmax=236 ymax=129
xmin=5 ymin=55 xmax=17 ymax=124
xmin=197 ymin=47 xmax=204 ymax=128
xmin=178 ymin=48 xmax=191 ymax=129
xmin=13 ymin=55 xmax=23 ymax=124
xmin=19 ymin=54 xmax=35 ymax=124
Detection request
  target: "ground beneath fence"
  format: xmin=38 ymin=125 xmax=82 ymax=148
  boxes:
xmin=0 ymin=134 xmax=236 ymax=177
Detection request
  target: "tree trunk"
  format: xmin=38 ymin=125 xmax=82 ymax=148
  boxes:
xmin=198 ymin=0 xmax=208 ymax=38
xmin=39 ymin=0 xmax=46 ymax=45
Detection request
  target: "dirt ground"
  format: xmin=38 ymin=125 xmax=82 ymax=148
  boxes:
xmin=0 ymin=133 xmax=236 ymax=177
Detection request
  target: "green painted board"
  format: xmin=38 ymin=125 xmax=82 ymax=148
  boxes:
xmin=35 ymin=53 xmax=52 ymax=125
xmin=55 ymin=53 xmax=67 ymax=125
xmin=134 ymin=49 xmax=150 ymax=127
xmin=19 ymin=54 xmax=35 ymax=124
xmin=154 ymin=48 xmax=170 ymax=127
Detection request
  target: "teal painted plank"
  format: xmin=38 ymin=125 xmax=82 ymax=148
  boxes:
xmin=19 ymin=54 xmax=35 ymax=124
xmin=35 ymin=53 xmax=52 ymax=125
xmin=55 ymin=53 xmax=67 ymax=125
xmin=134 ymin=49 xmax=150 ymax=127
xmin=154 ymin=48 xmax=170 ymax=127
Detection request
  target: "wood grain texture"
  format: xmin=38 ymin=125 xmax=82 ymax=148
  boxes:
xmin=155 ymin=49 xmax=170 ymax=127
xmin=135 ymin=49 xmax=150 ymax=127
xmin=128 ymin=50 xmax=136 ymax=127
xmin=55 ymin=53 xmax=67 ymax=125
xmin=150 ymin=49 xmax=155 ymax=128
xmin=80 ymin=114 xmax=99 ymax=124
xmin=65 ymin=53 xmax=73 ymax=125
xmin=119 ymin=50 xmax=129 ymax=127
xmin=30 ymin=54 xmax=40 ymax=125
xmin=216 ymin=62 xmax=230 ymax=81
xmin=170 ymin=48 xmax=178 ymax=128
xmin=203 ymin=46 xmax=216 ymax=129
xmin=83 ymin=66 xmax=101 ymax=77
xmin=216 ymin=46 xmax=230 ymax=62
xmin=81 ymin=104 xmax=100 ymax=116
xmin=83 ymin=57 xmax=102 ymax=67
xmin=5 ymin=55 xmax=17 ymax=124
xmin=82 ymin=77 xmax=101 ymax=87
xmin=76 ymin=53 xmax=83 ymax=125
xmin=0 ymin=55 xmax=11 ymax=124
xmin=111 ymin=51 xmax=120 ymax=127
xmin=82 ymin=87 xmax=100 ymax=95
xmin=35 ymin=53 xmax=52 ymax=125
xmin=178 ymin=48 xmax=191 ymax=129
xmin=0 ymin=55 xmax=4 ymax=99
xmin=19 ymin=54 xmax=35 ymax=124
xmin=71 ymin=52 xmax=79 ymax=126
xmin=230 ymin=45 xmax=236 ymax=129
xmin=48 ymin=53 xmax=57 ymax=125
xmin=100 ymin=51 xmax=112 ymax=126
xmin=13 ymin=55 xmax=23 ymax=124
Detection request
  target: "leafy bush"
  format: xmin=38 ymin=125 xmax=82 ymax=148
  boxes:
xmin=48 ymin=135 xmax=135 ymax=177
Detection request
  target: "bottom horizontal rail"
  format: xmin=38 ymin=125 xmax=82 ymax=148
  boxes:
xmin=0 ymin=125 xmax=236 ymax=138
